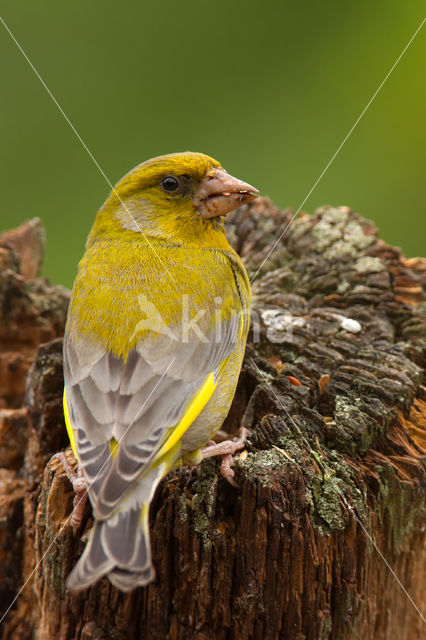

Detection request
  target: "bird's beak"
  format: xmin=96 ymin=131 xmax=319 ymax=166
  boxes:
xmin=194 ymin=168 xmax=259 ymax=219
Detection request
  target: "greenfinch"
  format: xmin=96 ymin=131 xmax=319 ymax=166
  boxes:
xmin=63 ymin=152 xmax=258 ymax=591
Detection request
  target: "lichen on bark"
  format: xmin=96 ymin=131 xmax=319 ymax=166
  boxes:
xmin=0 ymin=203 xmax=425 ymax=640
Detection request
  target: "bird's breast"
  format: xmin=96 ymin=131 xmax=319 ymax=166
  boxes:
xmin=67 ymin=240 xmax=250 ymax=361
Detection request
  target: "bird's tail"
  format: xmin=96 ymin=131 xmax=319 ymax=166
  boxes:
xmin=66 ymin=502 xmax=154 ymax=592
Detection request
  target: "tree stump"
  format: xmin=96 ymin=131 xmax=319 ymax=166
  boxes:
xmin=0 ymin=202 xmax=425 ymax=640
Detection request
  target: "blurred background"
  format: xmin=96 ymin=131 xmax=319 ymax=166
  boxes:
xmin=1 ymin=1 xmax=425 ymax=288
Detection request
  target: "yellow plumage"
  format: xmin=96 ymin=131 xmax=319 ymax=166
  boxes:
xmin=63 ymin=152 xmax=257 ymax=591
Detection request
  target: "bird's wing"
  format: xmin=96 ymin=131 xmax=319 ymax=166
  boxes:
xmin=64 ymin=257 xmax=248 ymax=520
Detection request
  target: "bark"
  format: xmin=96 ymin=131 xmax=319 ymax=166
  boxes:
xmin=0 ymin=203 xmax=425 ymax=640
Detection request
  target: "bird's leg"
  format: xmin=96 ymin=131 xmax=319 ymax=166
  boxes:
xmin=201 ymin=427 xmax=249 ymax=488
xmin=54 ymin=452 xmax=88 ymax=535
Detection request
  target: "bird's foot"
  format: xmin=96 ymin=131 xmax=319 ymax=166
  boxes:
xmin=54 ymin=452 xmax=88 ymax=535
xmin=201 ymin=427 xmax=249 ymax=488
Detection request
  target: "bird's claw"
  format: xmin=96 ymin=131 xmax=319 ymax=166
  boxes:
xmin=201 ymin=427 xmax=249 ymax=488
xmin=54 ymin=452 xmax=88 ymax=535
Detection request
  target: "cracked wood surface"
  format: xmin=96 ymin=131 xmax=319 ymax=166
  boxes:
xmin=0 ymin=204 xmax=425 ymax=640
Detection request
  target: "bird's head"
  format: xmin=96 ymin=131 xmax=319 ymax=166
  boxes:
xmin=91 ymin=152 xmax=258 ymax=246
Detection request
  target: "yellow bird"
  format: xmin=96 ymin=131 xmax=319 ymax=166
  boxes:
xmin=62 ymin=152 xmax=258 ymax=591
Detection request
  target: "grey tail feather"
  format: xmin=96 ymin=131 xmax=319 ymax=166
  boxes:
xmin=108 ymin=566 xmax=155 ymax=591
xmin=66 ymin=503 xmax=154 ymax=592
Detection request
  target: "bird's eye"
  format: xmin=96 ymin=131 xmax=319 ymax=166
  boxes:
xmin=161 ymin=175 xmax=180 ymax=192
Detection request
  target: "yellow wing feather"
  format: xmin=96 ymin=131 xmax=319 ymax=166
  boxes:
xmin=63 ymin=389 xmax=78 ymax=459
xmin=153 ymin=371 xmax=217 ymax=463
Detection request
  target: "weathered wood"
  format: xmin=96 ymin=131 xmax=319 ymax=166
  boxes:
xmin=0 ymin=204 xmax=425 ymax=639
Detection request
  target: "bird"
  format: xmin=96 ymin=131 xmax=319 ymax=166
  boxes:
xmin=61 ymin=151 xmax=258 ymax=592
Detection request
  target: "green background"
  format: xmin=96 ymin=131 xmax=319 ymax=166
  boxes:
xmin=1 ymin=1 xmax=425 ymax=288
